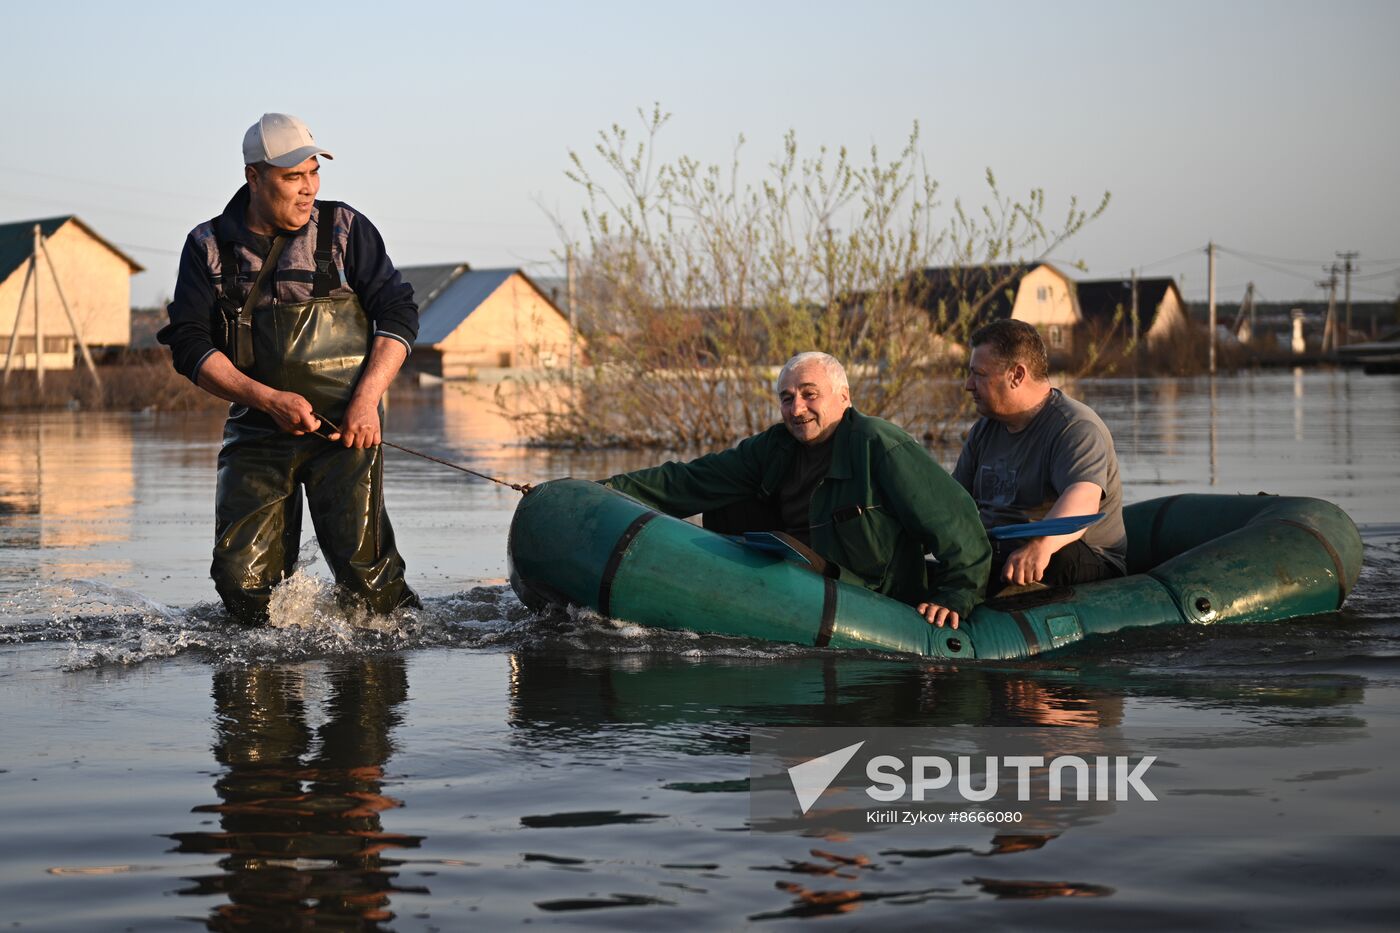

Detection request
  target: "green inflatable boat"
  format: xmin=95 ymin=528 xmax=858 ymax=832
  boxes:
xmin=507 ymin=479 xmax=1363 ymax=661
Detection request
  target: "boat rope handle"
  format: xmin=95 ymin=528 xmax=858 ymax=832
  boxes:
xmin=311 ymin=412 xmax=530 ymax=494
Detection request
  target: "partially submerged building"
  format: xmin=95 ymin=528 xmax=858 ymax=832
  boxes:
xmin=905 ymin=262 xmax=1190 ymax=362
xmin=399 ymin=264 xmax=582 ymax=379
xmin=0 ymin=216 xmax=143 ymax=371
xmin=1070 ymin=276 xmax=1190 ymax=354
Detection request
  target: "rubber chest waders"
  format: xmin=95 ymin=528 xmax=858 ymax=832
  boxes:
xmin=211 ymin=202 xmax=418 ymax=624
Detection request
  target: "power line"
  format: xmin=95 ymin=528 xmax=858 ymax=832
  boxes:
xmin=1214 ymin=245 xmax=1336 ymax=267
xmin=1351 ymin=285 xmax=1399 ymax=299
xmin=1182 ymin=279 xmax=1254 ymax=296
xmin=0 ymin=188 xmax=191 ymax=225
xmin=1351 ymin=266 xmax=1400 ymax=281
xmin=1136 ymin=247 xmax=1203 ymax=271
xmin=114 ymin=242 xmax=181 ymax=256
xmin=0 ymin=163 xmax=559 ymax=236
xmin=1215 ymin=247 xmax=1329 ymax=283
xmin=4 ymin=167 xmax=1397 ymax=297
xmin=0 ymin=163 xmax=213 ymax=204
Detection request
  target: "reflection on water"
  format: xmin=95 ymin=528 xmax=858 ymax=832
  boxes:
xmin=1209 ymin=375 xmax=1218 ymax=485
xmin=169 ymin=658 xmax=425 ymax=929
xmin=506 ymin=654 xmax=1129 ymax=736
xmin=503 ymin=653 xmax=1135 ymax=918
xmin=0 ymin=636 xmax=1394 ymax=927
xmin=0 ymin=415 xmax=133 ymax=550
xmin=499 ymin=651 xmax=1377 ymax=921
xmin=1295 ymin=366 xmax=1306 ymax=442
xmin=394 ymin=380 xmax=525 ymax=453
xmin=1 ymin=371 xmax=1399 ymax=929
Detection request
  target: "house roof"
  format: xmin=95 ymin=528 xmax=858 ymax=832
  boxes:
xmin=531 ymin=275 xmax=570 ymax=312
xmin=1075 ymin=277 xmax=1181 ymax=330
xmin=405 ymin=266 xmax=570 ymax=346
xmin=400 ymin=262 xmax=469 ymax=310
xmin=906 ymin=262 xmax=1067 ymax=320
xmin=0 ymin=215 xmax=144 ymax=279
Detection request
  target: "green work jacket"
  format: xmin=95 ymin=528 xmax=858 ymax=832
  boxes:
xmin=606 ymin=408 xmax=991 ymax=617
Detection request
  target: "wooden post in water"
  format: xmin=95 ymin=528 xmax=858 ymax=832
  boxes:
xmin=1207 ymin=241 xmax=1216 ymax=374
xmin=1 ymin=249 xmax=36 ymax=387
xmin=32 ymin=226 xmax=44 ymax=390
xmin=37 ymin=231 xmax=102 ymax=390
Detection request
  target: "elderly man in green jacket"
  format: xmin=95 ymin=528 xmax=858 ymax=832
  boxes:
xmin=605 ymin=352 xmax=991 ymax=628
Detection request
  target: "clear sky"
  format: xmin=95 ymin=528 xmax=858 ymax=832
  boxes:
xmin=3 ymin=0 xmax=1397 ymax=309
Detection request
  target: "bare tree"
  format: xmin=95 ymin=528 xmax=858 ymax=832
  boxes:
xmin=503 ymin=106 xmax=1109 ymax=449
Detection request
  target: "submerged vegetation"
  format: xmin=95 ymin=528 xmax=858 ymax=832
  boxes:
xmin=501 ymin=105 xmax=1110 ymax=448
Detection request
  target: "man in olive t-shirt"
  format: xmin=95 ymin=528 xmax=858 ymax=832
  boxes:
xmin=953 ymin=320 xmax=1126 ymax=594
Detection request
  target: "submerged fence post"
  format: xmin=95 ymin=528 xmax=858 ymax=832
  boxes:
xmin=1206 ymin=241 xmax=1216 ymax=374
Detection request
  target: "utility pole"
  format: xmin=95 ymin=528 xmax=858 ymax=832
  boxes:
xmin=1337 ymin=250 xmax=1358 ymax=348
xmin=1 ymin=239 xmax=37 ymax=387
xmin=1317 ymin=264 xmax=1339 ymax=355
xmin=1207 ymin=241 xmax=1217 ymax=374
xmin=37 ymin=231 xmax=102 ymax=390
xmin=1130 ymin=267 xmax=1140 ymax=346
xmin=1231 ymin=282 xmax=1255 ymax=340
xmin=1247 ymin=281 xmax=1256 ymax=339
xmin=565 ymin=245 xmax=577 ymax=382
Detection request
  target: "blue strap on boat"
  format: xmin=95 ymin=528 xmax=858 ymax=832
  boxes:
xmin=988 ymin=514 xmax=1105 ymax=540
xmin=731 ymin=532 xmax=813 ymax=566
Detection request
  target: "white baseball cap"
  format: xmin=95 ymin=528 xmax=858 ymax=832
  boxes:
xmin=242 ymin=113 xmax=334 ymax=167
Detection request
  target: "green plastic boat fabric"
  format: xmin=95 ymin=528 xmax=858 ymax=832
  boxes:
xmin=508 ymin=479 xmax=1363 ymax=660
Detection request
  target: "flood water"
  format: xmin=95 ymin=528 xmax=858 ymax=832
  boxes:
xmin=2 ymin=369 xmax=1399 ymax=930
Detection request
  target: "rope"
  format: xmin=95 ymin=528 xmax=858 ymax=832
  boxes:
xmin=311 ymin=412 xmax=530 ymax=493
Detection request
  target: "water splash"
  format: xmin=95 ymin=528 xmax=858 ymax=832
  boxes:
xmin=19 ymin=532 xmax=1396 ymax=673
xmin=0 ymin=564 xmax=816 ymax=672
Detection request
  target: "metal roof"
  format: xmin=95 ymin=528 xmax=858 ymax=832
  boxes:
xmin=412 ymin=267 xmax=518 ymax=345
xmin=400 ymin=262 xmax=468 ymax=310
xmin=0 ymin=215 xmax=144 ymax=280
xmin=902 ymin=262 xmax=1070 ymax=320
xmin=1075 ymin=277 xmax=1182 ymax=329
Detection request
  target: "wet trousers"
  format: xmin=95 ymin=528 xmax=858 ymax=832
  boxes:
xmin=212 ymin=423 xmax=418 ymax=624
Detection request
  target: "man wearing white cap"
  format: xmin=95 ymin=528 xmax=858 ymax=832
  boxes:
xmin=159 ymin=113 xmax=420 ymax=624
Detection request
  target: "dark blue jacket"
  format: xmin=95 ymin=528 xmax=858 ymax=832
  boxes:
xmin=159 ymin=185 xmax=418 ymax=383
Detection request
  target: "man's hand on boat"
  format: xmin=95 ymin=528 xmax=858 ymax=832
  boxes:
xmin=1001 ymin=538 xmax=1054 ymax=586
xmin=917 ymin=601 xmax=960 ymax=629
